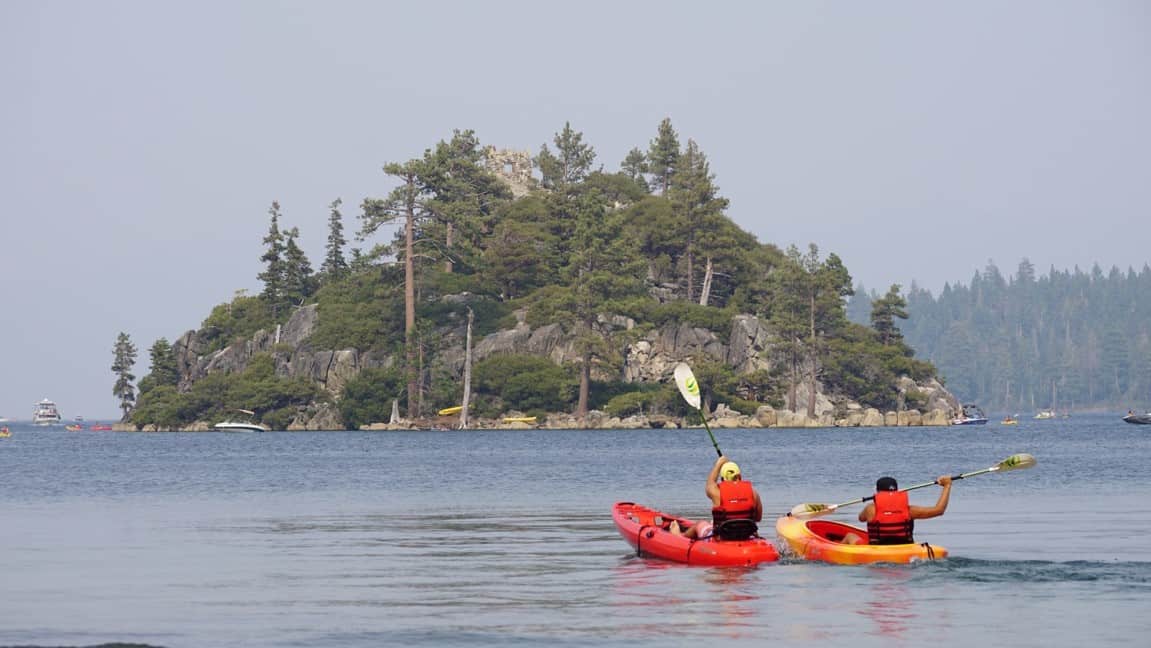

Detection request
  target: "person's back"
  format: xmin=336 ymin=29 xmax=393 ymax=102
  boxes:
xmin=671 ymin=455 xmax=763 ymax=540
xmin=859 ymin=475 xmax=952 ymax=544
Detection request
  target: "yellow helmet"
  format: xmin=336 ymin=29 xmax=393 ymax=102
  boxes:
xmin=719 ymin=461 xmax=741 ymax=481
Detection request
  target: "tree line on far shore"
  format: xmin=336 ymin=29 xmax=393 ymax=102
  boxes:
xmin=850 ymin=260 xmax=1151 ymax=413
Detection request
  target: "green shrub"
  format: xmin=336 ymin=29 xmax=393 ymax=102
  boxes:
xmin=340 ymin=367 xmax=405 ymax=429
xmin=727 ymin=398 xmax=761 ymax=416
xmin=604 ymin=391 xmax=654 ymax=417
xmin=474 ymin=354 xmax=576 ymax=413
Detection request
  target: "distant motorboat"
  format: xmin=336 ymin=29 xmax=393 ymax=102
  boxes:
xmin=213 ymin=409 xmax=271 ymax=432
xmin=1122 ymin=411 xmax=1151 ymax=425
xmin=951 ymin=404 xmax=988 ymax=425
xmin=33 ymin=398 xmax=62 ymax=425
xmin=1034 ymin=410 xmax=1056 ymax=420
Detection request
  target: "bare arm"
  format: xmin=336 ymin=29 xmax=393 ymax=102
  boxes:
xmin=910 ymin=476 xmax=952 ymax=520
xmin=704 ymin=455 xmax=727 ymax=506
xmin=858 ymin=502 xmax=875 ymax=522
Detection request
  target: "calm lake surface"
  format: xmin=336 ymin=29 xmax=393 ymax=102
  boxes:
xmin=2 ymin=414 xmax=1150 ymax=647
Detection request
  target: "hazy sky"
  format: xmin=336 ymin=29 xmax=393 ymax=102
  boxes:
xmin=2 ymin=1 xmax=1148 ymax=419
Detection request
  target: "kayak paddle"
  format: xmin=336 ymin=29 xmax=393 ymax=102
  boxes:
xmin=673 ymin=362 xmax=722 ymax=457
xmin=788 ymin=453 xmax=1037 ymax=519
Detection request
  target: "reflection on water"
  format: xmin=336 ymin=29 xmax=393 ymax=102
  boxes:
xmin=857 ymin=566 xmax=917 ymax=638
xmin=702 ymin=567 xmax=761 ymax=639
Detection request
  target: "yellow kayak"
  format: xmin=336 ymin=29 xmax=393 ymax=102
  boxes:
xmin=775 ymin=515 xmax=947 ymax=565
xmin=502 ymin=416 xmax=537 ymax=424
xmin=437 ymin=406 xmax=463 ymax=416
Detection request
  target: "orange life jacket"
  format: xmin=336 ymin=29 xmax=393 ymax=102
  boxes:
xmin=712 ymin=480 xmax=759 ymax=524
xmin=867 ymin=490 xmax=915 ymax=544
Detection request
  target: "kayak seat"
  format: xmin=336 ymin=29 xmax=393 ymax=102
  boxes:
xmin=715 ymin=519 xmax=758 ymax=541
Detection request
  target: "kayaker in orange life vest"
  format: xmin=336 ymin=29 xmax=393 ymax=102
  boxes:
xmin=669 ymin=454 xmax=763 ymax=540
xmin=855 ymin=474 xmax=953 ymax=545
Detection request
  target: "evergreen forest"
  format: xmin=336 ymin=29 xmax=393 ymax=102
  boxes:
xmin=849 ymin=260 xmax=1151 ymax=413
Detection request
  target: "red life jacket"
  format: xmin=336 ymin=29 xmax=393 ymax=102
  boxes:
xmin=712 ymin=480 xmax=759 ymax=524
xmin=867 ymin=490 xmax=915 ymax=544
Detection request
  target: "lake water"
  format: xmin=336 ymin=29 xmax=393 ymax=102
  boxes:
xmin=2 ymin=414 xmax=1149 ymax=647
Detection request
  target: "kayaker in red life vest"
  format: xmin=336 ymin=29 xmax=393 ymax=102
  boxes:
xmin=669 ymin=455 xmax=763 ymax=540
xmin=855 ymin=475 xmax=953 ymax=545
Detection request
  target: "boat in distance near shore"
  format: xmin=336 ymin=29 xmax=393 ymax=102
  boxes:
xmin=951 ymin=404 xmax=988 ymax=425
xmin=1123 ymin=411 xmax=1151 ymax=425
xmin=213 ymin=409 xmax=271 ymax=432
xmin=32 ymin=398 xmax=62 ymax=425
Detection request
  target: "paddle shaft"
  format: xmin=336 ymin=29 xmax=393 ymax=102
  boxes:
xmin=698 ymin=409 xmax=722 ymax=457
xmin=837 ymin=466 xmax=999 ymax=509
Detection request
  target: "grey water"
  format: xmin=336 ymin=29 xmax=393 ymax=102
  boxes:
xmin=2 ymin=414 xmax=1149 ymax=647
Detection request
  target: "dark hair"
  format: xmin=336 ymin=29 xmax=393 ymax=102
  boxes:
xmin=876 ymin=476 xmax=898 ymax=491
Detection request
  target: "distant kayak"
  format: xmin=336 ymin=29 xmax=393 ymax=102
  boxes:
xmin=612 ymin=502 xmax=779 ymax=567
xmin=775 ymin=515 xmax=947 ymax=565
xmin=437 ymin=406 xmax=463 ymax=416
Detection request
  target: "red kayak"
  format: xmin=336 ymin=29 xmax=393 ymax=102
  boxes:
xmin=612 ymin=501 xmax=780 ymax=566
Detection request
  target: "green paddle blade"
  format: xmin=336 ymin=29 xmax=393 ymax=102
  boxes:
xmin=789 ymin=503 xmax=833 ymax=519
xmin=996 ymin=453 xmax=1037 ymax=471
xmin=674 ymin=362 xmax=702 ymax=409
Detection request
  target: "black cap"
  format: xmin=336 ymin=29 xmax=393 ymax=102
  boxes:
xmin=876 ymin=476 xmax=898 ymax=491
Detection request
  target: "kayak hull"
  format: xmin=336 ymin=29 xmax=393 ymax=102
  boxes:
xmin=612 ymin=501 xmax=780 ymax=567
xmin=775 ymin=515 xmax=947 ymax=565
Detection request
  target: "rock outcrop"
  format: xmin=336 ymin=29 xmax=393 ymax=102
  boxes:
xmin=167 ymin=304 xmax=960 ymax=430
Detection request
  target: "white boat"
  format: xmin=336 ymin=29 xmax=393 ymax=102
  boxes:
xmin=1034 ymin=409 xmax=1056 ymax=420
xmin=1123 ymin=411 xmax=1151 ymax=425
xmin=213 ymin=409 xmax=270 ymax=432
xmin=951 ymin=403 xmax=989 ymax=425
xmin=33 ymin=398 xmax=62 ymax=425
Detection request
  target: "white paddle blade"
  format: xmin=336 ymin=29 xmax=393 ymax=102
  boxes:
xmin=674 ymin=362 xmax=702 ymax=409
xmin=998 ymin=453 xmax=1037 ymax=471
xmin=789 ymin=503 xmax=835 ymax=519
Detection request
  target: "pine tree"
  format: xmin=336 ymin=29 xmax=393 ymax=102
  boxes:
xmin=111 ymin=332 xmax=138 ymax=421
xmin=418 ymin=130 xmax=511 ymax=273
xmin=669 ymin=139 xmax=728 ymax=302
xmin=647 ymin=118 xmax=680 ymax=195
xmin=528 ymin=189 xmax=646 ymax=424
xmin=620 ymin=147 xmax=650 ymax=193
xmin=360 ymin=160 xmax=428 ymax=419
xmin=871 ymin=284 xmax=909 ymax=346
xmin=282 ymin=227 xmax=315 ymax=306
xmin=148 ymin=338 xmax=180 ymax=387
xmin=536 ymin=122 xmax=597 ymax=193
xmin=321 ymin=198 xmax=348 ymax=279
xmin=258 ymin=201 xmax=287 ymax=316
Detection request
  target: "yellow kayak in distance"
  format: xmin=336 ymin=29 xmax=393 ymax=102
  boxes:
xmin=437 ymin=406 xmax=463 ymax=416
xmin=775 ymin=515 xmax=947 ymax=565
xmin=501 ymin=416 xmax=537 ymax=424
